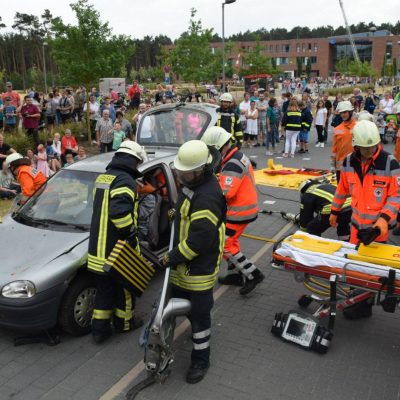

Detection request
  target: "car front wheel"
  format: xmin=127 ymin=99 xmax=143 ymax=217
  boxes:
xmin=58 ymin=272 xmax=96 ymax=336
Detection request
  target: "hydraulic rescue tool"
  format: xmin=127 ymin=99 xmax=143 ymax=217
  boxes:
xmin=125 ymin=226 xmax=191 ymax=399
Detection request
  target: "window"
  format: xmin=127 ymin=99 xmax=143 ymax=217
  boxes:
xmin=281 ymin=44 xmax=290 ymax=53
xmin=310 ymin=56 xmax=317 ymax=64
xmin=280 ymin=57 xmax=288 ymax=65
xmin=269 ymin=45 xmax=273 ymax=52
xmin=314 ymin=43 xmax=318 ymax=52
xmin=275 ymin=44 xmax=279 ymax=52
xmin=302 ymin=43 xmax=306 ymax=52
xmin=296 ymin=43 xmax=300 ymax=53
xmin=308 ymin=43 xmax=312 ymax=51
xmin=386 ymin=41 xmax=393 ymax=59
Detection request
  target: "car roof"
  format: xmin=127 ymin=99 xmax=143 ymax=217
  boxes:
xmin=66 ymin=149 xmax=177 ymax=174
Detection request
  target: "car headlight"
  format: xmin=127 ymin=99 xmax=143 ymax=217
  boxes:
xmin=1 ymin=281 xmax=36 ymax=298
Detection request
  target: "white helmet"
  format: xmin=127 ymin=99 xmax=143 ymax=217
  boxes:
xmin=352 ymin=120 xmax=381 ymax=147
xmin=201 ymin=126 xmax=232 ymax=150
xmin=116 ymin=140 xmax=146 ymax=161
xmin=336 ymin=100 xmax=354 ymax=113
xmin=220 ymin=92 xmax=233 ymax=102
xmin=357 ymin=110 xmax=374 ymax=122
xmin=5 ymin=153 xmax=23 ymax=168
xmin=174 ymin=140 xmax=211 ymax=172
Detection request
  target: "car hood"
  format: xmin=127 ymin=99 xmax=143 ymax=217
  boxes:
xmin=0 ymin=214 xmax=88 ymax=282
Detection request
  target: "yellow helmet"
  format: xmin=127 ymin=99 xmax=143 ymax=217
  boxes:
xmin=336 ymin=101 xmax=354 ymax=113
xmin=357 ymin=110 xmax=374 ymax=122
xmin=173 ymin=140 xmax=212 ymax=172
xmin=116 ymin=140 xmax=147 ymax=161
xmin=352 ymin=120 xmax=380 ymax=147
xmin=201 ymin=126 xmax=232 ymax=150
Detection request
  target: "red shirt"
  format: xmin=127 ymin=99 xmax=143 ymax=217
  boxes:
xmin=61 ymin=135 xmax=78 ymax=154
xmin=1 ymin=91 xmax=20 ymax=107
xmin=21 ymin=104 xmax=40 ymax=129
xmin=128 ymin=85 xmax=141 ymax=99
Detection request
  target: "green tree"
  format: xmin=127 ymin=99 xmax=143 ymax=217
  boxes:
xmin=306 ymin=58 xmax=312 ymax=77
xmin=240 ymin=40 xmax=278 ymax=76
xmin=51 ymin=0 xmax=134 ymax=140
xmin=296 ymin=57 xmax=303 ymax=77
xmin=392 ymin=58 xmax=397 ymax=78
xmin=169 ymin=9 xmax=216 ymax=84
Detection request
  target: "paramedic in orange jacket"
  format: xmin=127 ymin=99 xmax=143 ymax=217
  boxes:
xmin=201 ymin=126 xmax=264 ymax=295
xmin=330 ymin=120 xmax=400 ymax=245
xmin=5 ymin=153 xmax=46 ymax=204
xmin=331 ymin=100 xmax=357 ymax=183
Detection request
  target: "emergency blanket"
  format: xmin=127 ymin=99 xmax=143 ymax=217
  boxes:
xmin=274 ymin=231 xmax=400 ymax=282
xmin=254 ymin=159 xmax=333 ymax=190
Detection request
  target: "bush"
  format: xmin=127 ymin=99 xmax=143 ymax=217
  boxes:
xmin=55 ymin=121 xmax=87 ymax=140
xmin=326 ymin=84 xmax=370 ymax=96
xmin=5 ymin=133 xmax=34 ymax=155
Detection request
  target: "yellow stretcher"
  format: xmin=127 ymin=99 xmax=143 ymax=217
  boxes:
xmin=254 ymin=159 xmax=335 ymax=190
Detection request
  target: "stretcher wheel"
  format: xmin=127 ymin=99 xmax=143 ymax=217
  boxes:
xmin=298 ymin=295 xmax=313 ymax=308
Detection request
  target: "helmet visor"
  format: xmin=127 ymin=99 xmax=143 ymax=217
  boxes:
xmin=175 ymin=166 xmax=205 ymax=187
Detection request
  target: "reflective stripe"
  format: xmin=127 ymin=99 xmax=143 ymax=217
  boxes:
xmin=352 ymin=208 xmax=379 ymax=220
xmin=97 ymin=189 xmax=109 ymax=259
xmin=111 ymin=213 xmax=133 ymax=229
xmin=334 ymin=193 xmax=347 ymax=200
xmin=92 ymin=309 xmax=113 ymax=319
xmin=110 ymin=187 xmax=136 ymax=202
xmin=95 ymin=182 xmax=112 ymax=190
xmin=331 ymin=200 xmax=342 ymax=209
xmin=193 ymin=329 xmax=211 ymax=339
xmin=286 ymin=124 xmax=301 ymax=128
xmin=193 ymin=341 xmax=210 ymax=350
xmin=229 ymin=203 xmax=258 ymax=212
xmin=191 ymin=209 xmax=219 ymax=226
xmin=384 ymin=203 xmax=398 ymax=214
xmin=88 ymin=254 xmax=107 ymax=273
xmin=321 ymin=205 xmax=331 ymax=214
xmin=170 ymin=267 xmax=219 ymax=291
xmin=178 ymin=240 xmax=198 ymax=260
xmin=223 ymin=170 xmax=244 ymax=179
xmin=228 ymin=213 xmax=258 ymax=222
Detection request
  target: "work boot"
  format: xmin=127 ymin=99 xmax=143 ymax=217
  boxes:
xmin=343 ymin=301 xmax=373 ymax=320
xmin=114 ymin=316 xmax=144 ymax=334
xmin=186 ymin=362 xmax=209 ymax=384
xmin=239 ymin=270 xmax=265 ymax=295
xmin=218 ymin=273 xmax=243 ymax=286
xmin=92 ymin=330 xmax=112 ymax=344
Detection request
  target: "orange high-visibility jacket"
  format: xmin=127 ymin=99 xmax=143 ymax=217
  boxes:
xmin=331 ymin=146 xmax=400 ymax=242
xmin=219 ymin=147 xmax=258 ymax=224
xmin=331 ymin=119 xmax=357 ymax=170
xmin=17 ymin=165 xmax=47 ymax=198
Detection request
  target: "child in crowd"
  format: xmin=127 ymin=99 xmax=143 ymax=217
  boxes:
xmin=46 ymin=139 xmax=61 ymax=172
xmin=244 ymin=100 xmax=258 ymax=147
xmin=376 ymin=115 xmax=386 ymax=143
xmin=26 ymin=149 xmax=37 ymax=168
xmin=111 ymin=121 xmax=126 ymax=151
xmin=3 ymin=97 xmax=17 ymax=133
xmin=298 ymin=101 xmax=313 ymax=154
xmin=36 ymin=143 xmax=51 ymax=178
xmin=64 ymin=151 xmax=75 ymax=168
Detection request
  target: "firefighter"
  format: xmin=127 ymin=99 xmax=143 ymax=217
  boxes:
xmin=216 ymin=92 xmax=243 ymax=147
xmin=162 ymin=140 xmax=226 ymax=384
xmin=299 ymin=180 xmax=351 ymax=240
xmin=330 ymin=120 xmax=400 ymax=318
xmin=331 ymin=101 xmax=357 ymax=182
xmin=87 ymin=141 xmax=146 ymax=343
xmin=201 ymin=126 xmax=265 ymax=295
xmin=5 ymin=153 xmax=46 ymax=204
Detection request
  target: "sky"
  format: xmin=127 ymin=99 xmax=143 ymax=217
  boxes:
xmin=1 ymin=0 xmax=399 ymax=40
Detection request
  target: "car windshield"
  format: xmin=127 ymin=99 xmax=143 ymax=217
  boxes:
xmin=14 ymin=169 xmax=97 ymax=231
xmin=137 ymin=106 xmax=211 ymax=146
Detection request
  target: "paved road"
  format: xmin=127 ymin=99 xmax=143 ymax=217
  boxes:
xmin=0 ymin=130 xmax=400 ymax=400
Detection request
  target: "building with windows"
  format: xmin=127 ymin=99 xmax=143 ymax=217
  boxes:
xmin=166 ymin=30 xmax=400 ymax=79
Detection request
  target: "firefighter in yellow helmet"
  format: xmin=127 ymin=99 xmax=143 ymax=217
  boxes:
xmin=88 ymin=141 xmax=146 ymax=343
xmin=162 ymin=140 xmax=226 ymax=384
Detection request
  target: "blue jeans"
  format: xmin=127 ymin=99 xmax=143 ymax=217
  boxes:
xmin=266 ymin=129 xmax=276 ymax=150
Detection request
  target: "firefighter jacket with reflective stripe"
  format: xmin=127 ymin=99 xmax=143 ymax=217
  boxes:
xmin=169 ymin=174 xmax=226 ymax=292
xmin=331 ymin=119 xmax=356 ymax=170
xmin=282 ymin=111 xmax=302 ymax=130
xmin=331 ymin=147 xmax=400 ymax=242
xmin=88 ymin=156 xmax=140 ymax=274
xmin=216 ymin=107 xmax=243 ymax=144
xmin=300 ymin=183 xmax=351 ymax=230
xmin=301 ymin=108 xmax=313 ymax=130
xmin=16 ymin=165 xmax=46 ymax=198
xmin=219 ymin=147 xmax=259 ymax=224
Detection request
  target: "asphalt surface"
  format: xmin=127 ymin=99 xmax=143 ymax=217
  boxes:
xmin=1 ymin=128 xmax=400 ymax=400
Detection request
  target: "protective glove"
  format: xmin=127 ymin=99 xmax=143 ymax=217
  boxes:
xmin=161 ymin=253 xmax=170 ymax=268
xmin=373 ymin=217 xmax=388 ymax=237
xmin=125 ymin=230 xmax=138 ymax=249
xmin=329 ymin=214 xmax=338 ymax=227
xmin=167 ymin=208 xmax=176 ymax=221
xmin=357 ymin=227 xmax=381 ymax=246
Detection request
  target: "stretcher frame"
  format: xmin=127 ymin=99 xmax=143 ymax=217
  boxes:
xmin=272 ymin=249 xmax=400 ymax=329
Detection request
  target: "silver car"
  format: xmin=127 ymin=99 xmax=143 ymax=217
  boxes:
xmin=0 ymin=103 xmax=218 ymax=335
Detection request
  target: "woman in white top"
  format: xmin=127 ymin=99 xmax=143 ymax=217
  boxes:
xmin=51 ymin=132 xmax=62 ymax=156
xmin=314 ymin=100 xmax=327 ymax=147
xmin=244 ymin=100 xmax=258 ymax=147
xmin=378 ymin=91 xmax=394 ymax=117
